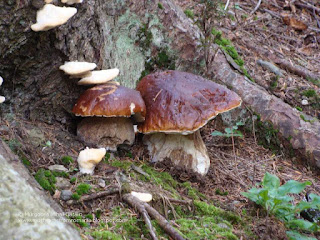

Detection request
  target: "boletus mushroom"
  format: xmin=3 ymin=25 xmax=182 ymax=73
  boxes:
xmin=72 ymin=82 xmax=146 ymax=151
xmin=136 ymin=70 xmax=242 ymax=175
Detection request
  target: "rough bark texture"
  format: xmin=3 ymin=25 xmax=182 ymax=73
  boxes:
xmin=0 ymin=0 xmax=203 ymax=126
xmin=210 ymin=50 xmax=320 ymax=168
xmin=0 ymin=141 xmax=81 ymax=240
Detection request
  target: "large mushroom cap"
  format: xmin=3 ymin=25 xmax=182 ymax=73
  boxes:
xmin=72 ymin=82 xmax=146 ymax=121
xmin=137 ymin=70 xmax=242 ymax=134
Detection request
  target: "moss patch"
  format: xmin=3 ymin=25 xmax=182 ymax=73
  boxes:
xmin=34 ymin=168 xmax=56 ymax=194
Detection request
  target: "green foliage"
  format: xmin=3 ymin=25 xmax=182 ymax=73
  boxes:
xmin=34 ymin=168 xmax=56 ymax=194
xmin=215 ymin=188 xmax=229 ymax=196
xmin=306 ymin=77 xmax=320 ymax=87
xmin=52 ymin=170 xmax=69 ymax=178
xmin=90 ymin=230 xmax=122 ymax=240
xmin=242 ymin=172 xmax=319 ymax=240
xmin=255 ymin=118 xmax=281 ymax=153
xmin=104 ymin=152 xmax=111 ymax=162
xmin=71 ymin=193 xmax=80 ymax=200
xmin=302 ymin=89 xmax=317 ymax=98
xmin=296 ymin=106 xmax=303 ymax=112
xmin=137 ymin=23 xmax=153 ymax=51
xmin=70 ymin=177 xmax=77 ymax=184
xmin=157 ymin=3 xmax=163 ymax=9
xmin=211 ymin=121 xmax=244 ymax=138
xmin=21 ymin=157 xmax=31 ymax=166
xmin=76 ymin=183 xmax=91 ymax=195
xmin=184 ymin=9 xmax=194 ymax=19
xmin=61 ymin=156 xmax=74 ymax=165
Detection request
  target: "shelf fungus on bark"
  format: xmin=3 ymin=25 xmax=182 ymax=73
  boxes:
xmin=59 ymin=61 xmax=97 ymax=77
xmin=72 ymin=82 xmax=146 ymax=151
xmin=77 ymin=147 xmax=106 ymax=175
xmin=31 ymin=4 xmax=77 ymax=32
xmin=136 ymin=70 xmax=242 ymax=175
xmin=77 ymin=68 xmax=120 ymax=85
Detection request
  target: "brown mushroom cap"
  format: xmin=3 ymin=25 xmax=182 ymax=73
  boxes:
xmin=136 ymin=70 xmax=242 ymax=134
xmin=72 ymin=82 xmax=146 ymax=121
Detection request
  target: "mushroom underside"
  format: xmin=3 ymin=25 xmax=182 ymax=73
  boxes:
xmin=77 ymin=117 xmax=135 ymax=151
xmin=143 ymin=130 xmax=210 ymax=175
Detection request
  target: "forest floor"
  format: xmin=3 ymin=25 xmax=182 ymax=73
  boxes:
xmin=0 ymin=0 xmax=320 ymax=239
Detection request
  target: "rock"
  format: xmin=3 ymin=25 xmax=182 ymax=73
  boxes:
xmin=48 ymin=164 xmax=68 ymax=172
xmin=55 ymin=177 xmax=71 ymax=190
xmin=217 ymin=223 xmax=230 ymax=229
xmin=301 ymin=99 xmax=309 ymax=105
xmin=98 ymin=179 xmax=106 ymax=188
xmin=60 ymin=190 xmax=73 ymax=201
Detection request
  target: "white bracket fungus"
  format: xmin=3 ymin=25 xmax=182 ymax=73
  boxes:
xmin=131 ymin=191 xmax=153 ymax=202
xmin=77 ymin=68 xmax=120 ymax=85
xmin=31 ymin=4 xmax=77 ymax=32
xmin=0 ymin=76 xmax=3 ymax=86
xmin=59 ymin=61 xmax=97 ymax=76
xmin=0 ymin=96 xmax=5 ymax=104
xmin=77 ymin=147 xmax=106 ymax=175
xmin=61 ymin=0 xmax=83 ymax=4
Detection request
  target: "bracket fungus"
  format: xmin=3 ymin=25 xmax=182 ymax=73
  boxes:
xmin=77 ymin=68 xmax=120 ymax=85
xmin=0 ymin=76 xmax=4 ymax=103
xmin=72 ymin=82 xmax=146 ymax=151
xmin=59 ymin=61 xmax=97 ymax=76
xmin=31 ymin=4 xmax=77 ymax=32
xmin=136 ymin=70 xmax=242 ymax=175
xmin=77 ymin=147 xmax=106 ymax=175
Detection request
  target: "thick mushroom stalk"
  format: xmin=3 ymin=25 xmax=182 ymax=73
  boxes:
xmin=77 ymin=147 xmax=106 ymax=175
xmin=144 ymin=131 xmax=210 ymax=175
xmin=137 ymin=71 xmax=242 ymax=176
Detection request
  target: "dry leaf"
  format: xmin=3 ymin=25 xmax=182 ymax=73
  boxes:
xmin=282 ymin=16 xmax=308 ymax=31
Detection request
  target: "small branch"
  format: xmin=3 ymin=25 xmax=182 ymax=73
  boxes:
xmin=67 ymin=187 xmax=119 ymax=205
xmin=130 ymin=164 xmax=150 ymax=177
xmin=251 ymin=0 xmax=262 ymax=15
xmin=224 ymin=0 xmax=230 ymax=11
xmin=294 ymin=1 xmax=320 ymax=14
xmin=123 ymin=194 xmax=158 ymax=240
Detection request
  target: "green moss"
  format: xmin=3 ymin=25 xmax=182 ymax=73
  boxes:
xmin=90 ymin=231 xmax=122 ymax=240
xmin=70 ymin=177 xmax=76 ymax=184
xmin=306 ymin=77 xmax=320 ymax=87
xmin=76 ymin=183 xmax=91 ymax=195
xmin=255 ymin=119 xmax=281 ymax=153
xmin=52 ymin=170 xmax=69 ymax=178
xmin=61 ymin=156 xmax=74 ymax=165
xmin=295 ymin=106 xmax=302 ymax=112
xmin=34 ymin=168 xmax=56 ymax=194
xmin=85 ymin=214 xmax=94 ymax=220
xmin=71 ymin=193 xmax=80 ymax=200
xmin=104 ymin=152 xmax=111 ymax=162
xmin=70 ymin=215 xmax=89 ymax=228
xmin=182 ymin=182 xmax=206 ymax=200
xmin=184 ymin=9 xmax=194 ymax=19
xmin=270 ymin=80 xmax=278 ymax=89
xmin=215 ymin=189 xmax=229 ymax=196
xmin=302 ymin=89 xmax=317 ymax=98
xmin=21 ymin=157 xmax=31 ymax=167
xmin=157 ymin=3 xmax=163 ymax=9
xmin=137 ymin=23 xmax=153 ymax=51
xmin=107 ymin=159 xmax=132 ymax=171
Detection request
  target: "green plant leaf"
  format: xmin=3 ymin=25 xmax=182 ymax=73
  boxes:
xmin=286 ymin=231 xmax=317 ymax=240
xmin=262 ymin=172 xmax=280 ymax=190
xmin=278 ymin=180 xmax=311 ymax=195
xmin=287 ymin=219 xmax=318 ymax=232
xmin=211 ymin=131 xmax=225 ymax=136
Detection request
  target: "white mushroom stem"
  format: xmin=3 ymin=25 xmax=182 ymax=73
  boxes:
xmin=131 ymin=191 xmax=153 ymax=202
xmin=61 ymin=0 xmax=83 ymax=4
xmin=77 ymin=69 xmax=120 ymax=85
xmin=31 ymin=4 xmax=77 ymax=32
xmin=0 ymin=96 xmax=5 ymax=104
xmin=143 ymin=130 xmax=210 ymax=175
xmin=59 ymin=61 xmax=97 ymax=75
xmin=77 ymin=147 xmax=106 ymax=175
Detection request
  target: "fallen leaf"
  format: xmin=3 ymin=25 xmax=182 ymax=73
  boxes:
xmin=282 ymin=15 xmax=308 ymax=31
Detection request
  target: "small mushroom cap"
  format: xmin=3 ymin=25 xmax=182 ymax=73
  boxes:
xmin=72 ymin=82 xmax=146 ymax=122
xmin=131 ymin=191 xmax=153 ymax=202
xmin=77 ymin=147 xmax=106 ymax=175
xmin=0 ymin=76 xmax=3 ymax=86
xmin=77 ymin=69 xmax=120 ymax=85
xmin=31 ymin=4 xmax=77 ymax=32
xmin=137 ymin=70 xmax=242 ymax=134
xmin=0 ymin=96 xmax=5 ymax=104
xmin=61 ymin=0 xmax=83 ymax=5
xmin=59 ymin=61 xmax=97 ymax=75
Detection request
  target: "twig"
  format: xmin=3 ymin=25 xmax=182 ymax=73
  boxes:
xmin=67 ymin=187 xmax=119 ymax=205
xmin=251 ymin=0 xmax=262 ymax=15
xmin=130 ymin=164 xmax=150 ymax=177
xmin=123 ymin=194 xmax=158 ymax=240
xmin=294 ymin=1 xmax=320 ymax=14
xmin=224 ymin=0 xmax=230 ymax=11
